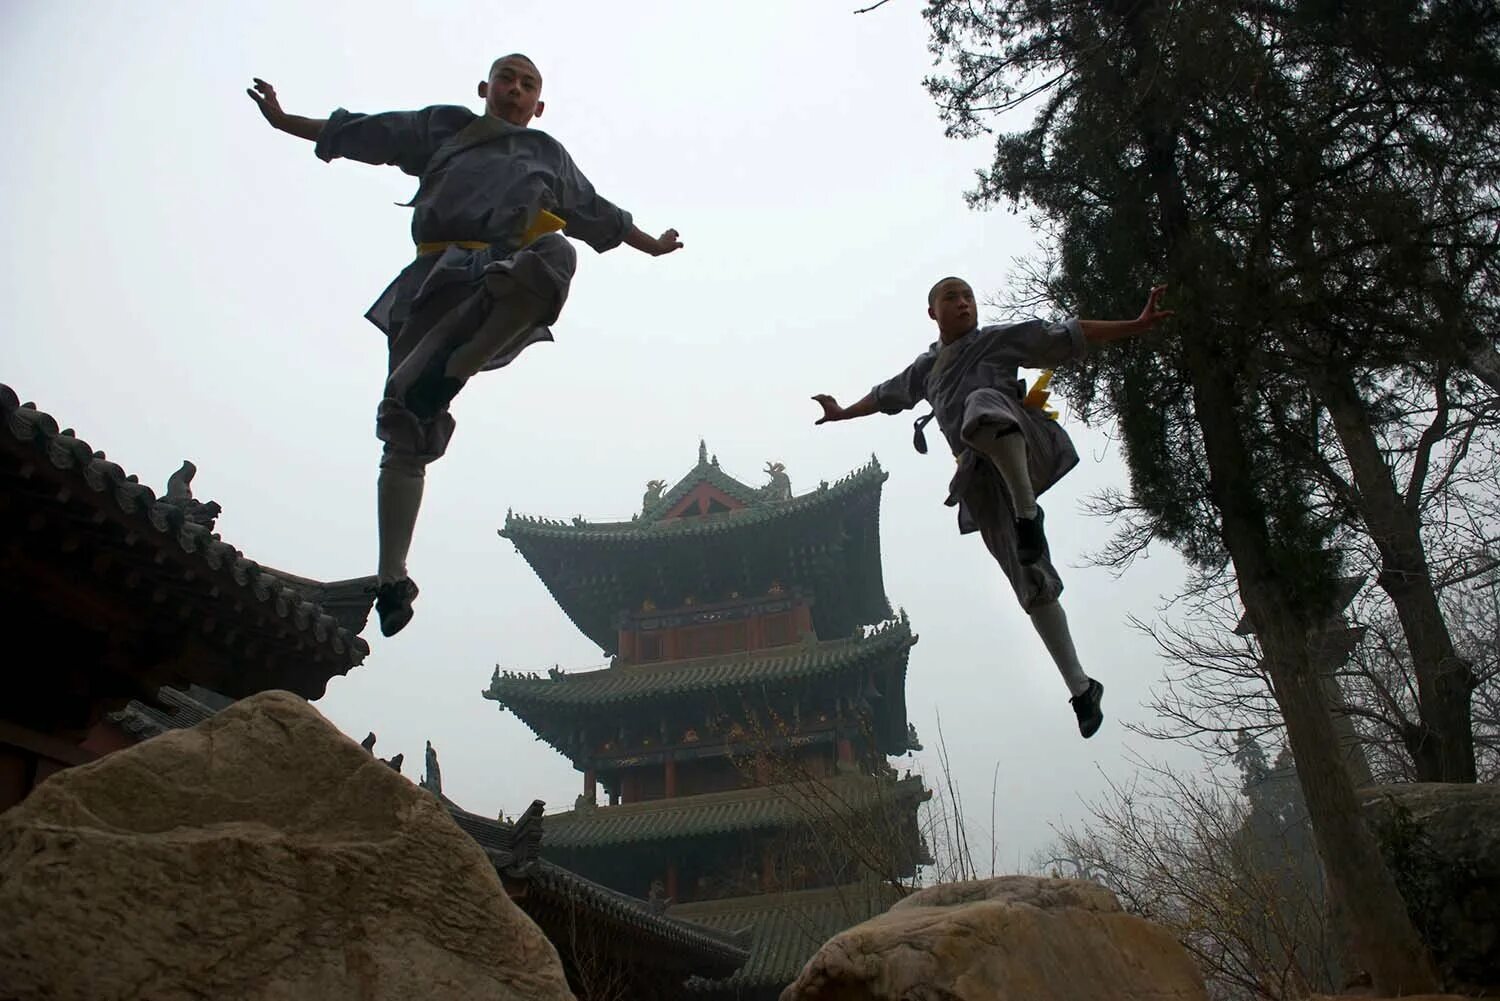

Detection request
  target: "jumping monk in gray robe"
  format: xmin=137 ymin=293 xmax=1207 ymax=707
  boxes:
xmin=248 ymin=54 xmax=682 ymax=637
xmin=812 ymin=278 xmax=1173 ymax=738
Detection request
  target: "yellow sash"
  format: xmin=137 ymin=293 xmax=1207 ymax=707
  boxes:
xmin=952 ymin=368 xmax=1064 ymax=463
xmin=1022 ymin=369 xmax=1061 ymax=421
xmin=415 ymin=209 xmax=567 ymax=257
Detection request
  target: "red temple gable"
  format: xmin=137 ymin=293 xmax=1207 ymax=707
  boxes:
xmin=662 ymin=482 xmax=748 ymax=520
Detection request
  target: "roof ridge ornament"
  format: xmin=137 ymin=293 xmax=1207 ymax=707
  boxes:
xmin=698 ymin=439 xmax=708 ymax=465
xmin=759 ymin=461 xmax=792 ymax=502
xmin=641 ymin=478 xmax=666 ymax=514
xmin=421 ymin=740 xmax=442 ymax=795
xmin=161 ymin=460 xmax=222 ymax=531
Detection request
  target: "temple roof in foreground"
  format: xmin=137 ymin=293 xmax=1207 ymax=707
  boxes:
xmin=672 ymin=882 xmax=905 ymax=993
xmin=448 ymin=804 xmax=749 ymax=976
xmin=2 ymin=381 xmax=372 ymax=699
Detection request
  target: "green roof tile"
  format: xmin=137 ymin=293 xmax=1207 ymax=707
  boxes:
xmin=486 ymin=618 xmax=915 ymax=711
xmin=541 ymin=774 xmax=929 ymax=849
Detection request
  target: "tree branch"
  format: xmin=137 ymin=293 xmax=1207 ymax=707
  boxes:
xmin=1404 ymin=370 xmax=1451 ymax=513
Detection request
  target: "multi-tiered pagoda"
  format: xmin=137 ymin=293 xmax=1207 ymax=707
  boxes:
xmin=488 ymin=443 xmax=929 ymax=998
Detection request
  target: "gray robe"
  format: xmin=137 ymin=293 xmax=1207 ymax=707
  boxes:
xmin=873 ymin=318 xmax=1088 ymax=609
xmin=315 ymin=105 xmax=633 ymax=460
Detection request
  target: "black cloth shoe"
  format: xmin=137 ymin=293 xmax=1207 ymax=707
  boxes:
xmin=1069 ymin=678 xmax=1104 ymax=739
xmin=1015 ymin=507 xmax=1048 ymax=565
xmin=375 ymin=578 xmax=420 ymax=638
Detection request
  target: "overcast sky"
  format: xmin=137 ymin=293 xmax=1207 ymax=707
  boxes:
xmin=2 ymin=1 xmax=1209 ymax=870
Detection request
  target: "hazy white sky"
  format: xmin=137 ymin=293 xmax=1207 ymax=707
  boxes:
xmin=2 ymin=0 xmax=1207 ymax=868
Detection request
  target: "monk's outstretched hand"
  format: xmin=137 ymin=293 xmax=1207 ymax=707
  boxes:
xmin=624 ymin=226 xmax=684 ymax=257
xmin=812 ymin=395 xmax=843 ymax=425
xmin=652 ymin=229 xmax=683 ymax=256
xmin=247 ymin=78 xmax=286 ymax=128
xmin=1137 ymin=284 xmax=1175 ymax=330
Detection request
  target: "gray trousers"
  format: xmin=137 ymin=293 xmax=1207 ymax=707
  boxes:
xmin=963 ymin=427 xmax=1066 ymax=613
xmin=374 ymin=238 xmax=564 ymax=582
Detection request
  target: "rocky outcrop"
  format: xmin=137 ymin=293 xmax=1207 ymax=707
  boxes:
xmin=781 ymin=875 xmax=1207 ymax=1000
xmin=1359 ymin=782 xmax=1500 ymax=994
xmin=0 ymin=690 xmax=574 ymax=1001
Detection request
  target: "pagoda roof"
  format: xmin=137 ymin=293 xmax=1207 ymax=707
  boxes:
xmin=499 ymin=453 xmax=891 ymax=653
xmin=671 ymin=882 xmax=905 ymax=993
xmin=503 ymin=453 xmax=885 ymax=546
xmin=487 ymin=617 xmax=914 ymax=714
xmin=541 ymin=774 xmax=929 ymax=850
xmin=2 ymin=382 xmax=370 ymax=701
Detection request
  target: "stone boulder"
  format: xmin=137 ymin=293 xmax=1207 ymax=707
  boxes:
xmin=0 ymin=690 xmax=574 ymax=1001
xmin=781 ymin=875 xmax=1207 ymax=1000
xmin=1359 ymin=783 xmax=1500 ymax=994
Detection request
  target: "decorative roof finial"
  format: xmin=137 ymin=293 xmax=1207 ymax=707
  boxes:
xmin=698 ymin=439 xmax=709 ymax=465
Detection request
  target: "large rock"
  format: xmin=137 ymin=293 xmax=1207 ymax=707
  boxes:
xmin=781 ymin=875 xmax=1207 ymax=1000
xmin=0 ymin=690 xmax=574 ymax=1001
xmin=1359 ymin=783 xmax=1500 ymax=994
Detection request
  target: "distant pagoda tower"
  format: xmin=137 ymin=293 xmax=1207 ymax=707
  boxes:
xmin=488 ymin=444 xmax=929 ymax=999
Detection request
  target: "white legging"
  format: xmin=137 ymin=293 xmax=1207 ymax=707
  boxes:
xmin=377 ymin=447 xmax=426 ymax=584
xmin=973 ymin=423 xmax=1038 ymax=519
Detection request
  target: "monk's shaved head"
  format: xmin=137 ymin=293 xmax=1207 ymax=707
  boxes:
xmin=490 ymin=53 xmax=541 ymax=82
xmin=928 ymin=276 xmax=970 ymax=307
xmin=482 ymin=53 xmax=545 ymax=126
xmin=927 ymin=276 xmax=978 ymax=339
